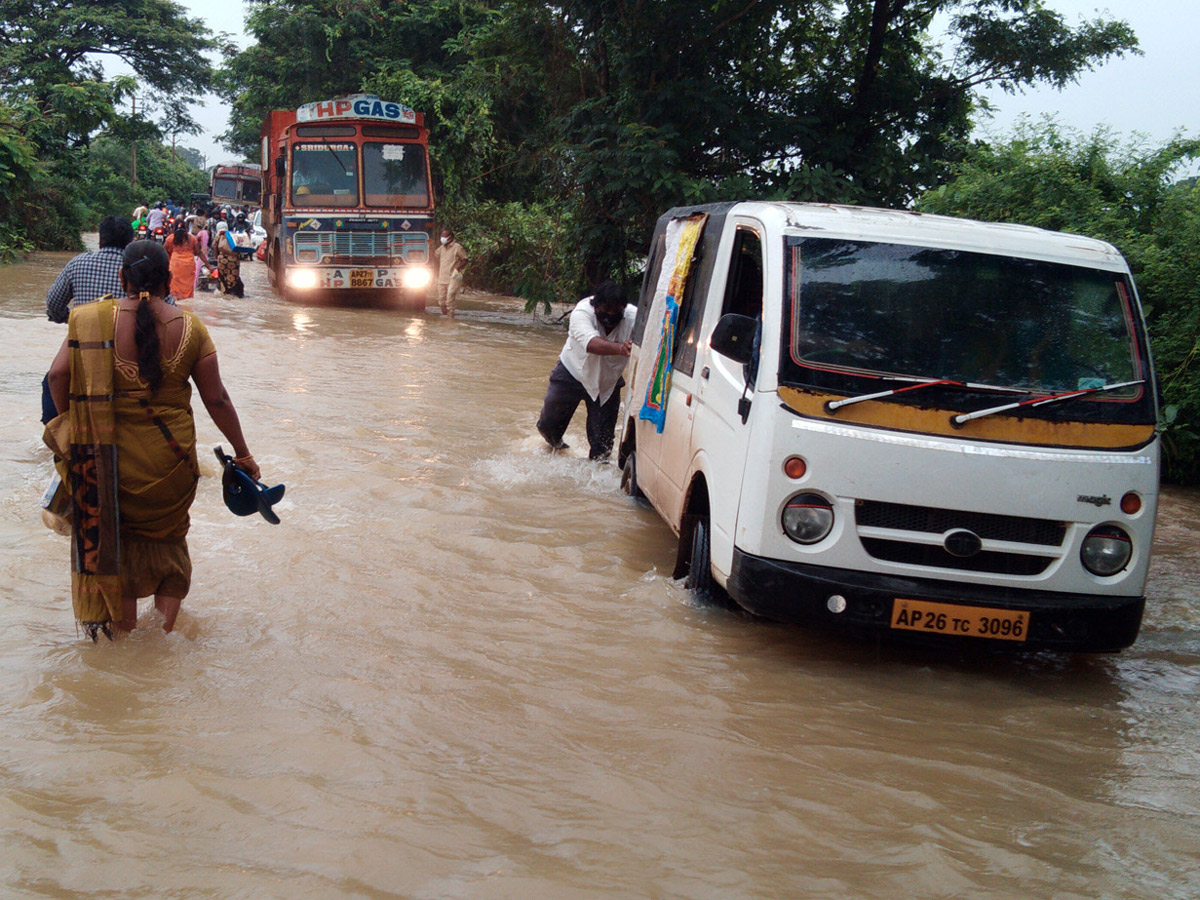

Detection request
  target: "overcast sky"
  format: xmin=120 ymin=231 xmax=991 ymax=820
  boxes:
xmin=179 ymin=0 xmax=1198 ymax=166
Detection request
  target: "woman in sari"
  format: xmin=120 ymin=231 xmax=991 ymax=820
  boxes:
xmin=215 ymin=221 xmax=244 ymax=297
xmin=164 ymin=221 xmax=198 ymax=299
xmin=46 ymin=240 xmax=261 ymax=637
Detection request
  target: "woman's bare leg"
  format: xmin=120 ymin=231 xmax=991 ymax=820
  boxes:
xmin=155 ymin=594 xmax=182 ymax=633
xmin=114 ymin=596 xmax=138 ymax=632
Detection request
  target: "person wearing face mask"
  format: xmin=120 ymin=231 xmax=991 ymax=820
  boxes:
xmin=535 ymin=280 xmax=635 ymax=461
xmin=432 ymin=228 xmax=469 ymax=317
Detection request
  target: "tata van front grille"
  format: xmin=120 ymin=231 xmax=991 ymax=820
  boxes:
xmin=855 ymin=500 xmax=1066 ymax=546
xmin=854 ymin=499 xmax=1066 ymax=576
xmin=858 ymin=538 xmax=1055 ymax=576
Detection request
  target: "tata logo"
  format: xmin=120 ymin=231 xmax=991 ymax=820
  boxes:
xmin=943 ymin=528 xmax=983 ymax=558
xmin=1077 ymin=494 xmax=1112 ymax=507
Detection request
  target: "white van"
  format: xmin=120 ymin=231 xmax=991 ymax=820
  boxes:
xmin=618 ymin=202 xmax=1159 ymax=652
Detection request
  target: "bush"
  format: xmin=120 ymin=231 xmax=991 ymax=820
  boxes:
xmin=440 ymin=199 xmax=584 ymax=314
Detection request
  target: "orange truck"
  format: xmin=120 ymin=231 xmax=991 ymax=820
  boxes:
xmin=260 ymin=94 xmax=435 ymax=307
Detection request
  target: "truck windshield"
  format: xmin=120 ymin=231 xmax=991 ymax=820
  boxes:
xmin=782 ymin=237 xmax=1148 ymax=402
xmin=211 ymin=177 xmax=237 ymax=200
xmin=291 ymin=142 xmax=358 ymax=207
xmin=362 ymin=142 xmax=428 ymax=208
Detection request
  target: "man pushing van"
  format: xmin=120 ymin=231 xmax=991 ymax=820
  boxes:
xmin=536 ymin=280 xmax=636 ymax=461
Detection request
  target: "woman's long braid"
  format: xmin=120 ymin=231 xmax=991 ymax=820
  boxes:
xmin=134 ymin=293 xmax=164 ymax=392
xmin=122 ymin=241 xmax=170 ymax=392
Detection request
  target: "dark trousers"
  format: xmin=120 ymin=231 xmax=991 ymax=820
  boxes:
xmin=536 ymin=361 xmax=624 ymax=460
xmin=41 ymin=373 xmax=58 ymax=425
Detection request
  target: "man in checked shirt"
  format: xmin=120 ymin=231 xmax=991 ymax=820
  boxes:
xmin=41 ymin=216 xmax=134 ymax=423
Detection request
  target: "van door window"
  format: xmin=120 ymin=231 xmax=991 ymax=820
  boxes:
xmin=720 ymin=227 xmax=763 ymax=384
xmin=721 ymin=227 xmax=763 ymax=320
xmin=672 ymin=244 xmax=708 ymax=377
xmin=632 ymin=231 xmax=666 ymax=346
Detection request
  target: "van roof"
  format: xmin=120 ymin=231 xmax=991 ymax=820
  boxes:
xmin=667 ymin=201 xmax=1129 ymax=272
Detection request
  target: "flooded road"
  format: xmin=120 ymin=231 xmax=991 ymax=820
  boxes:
xmin=2 ymin=246 xmax=1199 ymax=899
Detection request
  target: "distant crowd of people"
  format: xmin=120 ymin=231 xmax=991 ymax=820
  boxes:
xmin=131 ymin=199 xmax=256 ymax=299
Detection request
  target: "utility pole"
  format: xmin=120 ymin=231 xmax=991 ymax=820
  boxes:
xmin=131 ymin=93 xmax=139 ymax=188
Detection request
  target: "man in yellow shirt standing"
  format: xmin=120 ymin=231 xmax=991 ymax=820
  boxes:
xmin=432 ymin=228 xmax=469 ymax=318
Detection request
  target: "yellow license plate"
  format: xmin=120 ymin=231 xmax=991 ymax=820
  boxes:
xmin=350 ymin=269 xmax=375 ymax=288
xmin=890 ymin=598 xmax=1029 ymax=642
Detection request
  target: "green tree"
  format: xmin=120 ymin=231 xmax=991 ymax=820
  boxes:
xmin=918 ymin=121 xmax=1200 ymax=482
xmin=82 ymin=133 xmax=208 ymax=223
xmin=0 ymin=0 xmax=218 ymax=249
xmin=0 ymin=99 xmax=42 ymax=260
xmin=0 ymin=0 xmax=217 ymax=108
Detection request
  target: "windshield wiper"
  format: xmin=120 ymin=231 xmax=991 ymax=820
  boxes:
xmin=950 ymin=380 xmax=1145 ymax=427
xmin=825 ymin=378 xmax=1024 ymax=413
xmin=321 ymin=136 xmax=350 ymax=175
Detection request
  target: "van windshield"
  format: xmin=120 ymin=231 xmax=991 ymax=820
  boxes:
xmin=782 ymin=238 xmax=1149 ymax=403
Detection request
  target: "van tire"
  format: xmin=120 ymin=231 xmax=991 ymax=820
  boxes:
xmin=621 ymin=451 xmax=643 ymax=499
xmin=684 ymin=514 xmax=715 ymax=597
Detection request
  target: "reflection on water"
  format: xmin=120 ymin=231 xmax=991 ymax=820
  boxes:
xmin=1 ymin=250 xmax=1198 ymax=898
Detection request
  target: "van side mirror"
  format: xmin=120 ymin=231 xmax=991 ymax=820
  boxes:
xmin=274 ymin=156 xmax=285 ymax=179
xmin=710 ymin=314 xmax=758 ymax=365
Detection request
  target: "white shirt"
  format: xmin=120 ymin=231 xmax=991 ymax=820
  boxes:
xmin=560 ymin=297 xmax=637 ymax=403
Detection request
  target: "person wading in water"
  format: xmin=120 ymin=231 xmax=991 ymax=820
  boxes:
xmin=46 ymin=240 xmax=263 ymax=637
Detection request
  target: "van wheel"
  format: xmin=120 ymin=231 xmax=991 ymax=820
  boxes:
xmin=621 ymin=450 xmax=643 ymax=498
xmin=684 ymin=514 xmax=715 ymax=597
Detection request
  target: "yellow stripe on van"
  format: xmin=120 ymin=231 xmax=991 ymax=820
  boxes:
xmin=777 ymin=386 xmax=1155 ymax=450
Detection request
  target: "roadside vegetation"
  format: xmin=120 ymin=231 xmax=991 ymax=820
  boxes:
xmin=2 ymin=0 xmax=1196 ymax=478
xmin=0 ymin=0 xmax=217 ymax=260
xmin=919 ymin=123 xmax=1200 ymax=482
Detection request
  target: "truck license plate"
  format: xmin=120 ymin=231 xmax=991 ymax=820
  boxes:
xmin=890 ymin=598 xmax=1029 ymax=642
xmin=349 ymin=268 xmax=375 ymax=289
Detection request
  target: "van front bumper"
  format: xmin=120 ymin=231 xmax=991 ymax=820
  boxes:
xmin=727 ymin=549 xmax=1145 ymax=652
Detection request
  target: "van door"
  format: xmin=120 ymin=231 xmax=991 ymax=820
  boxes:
xmin=689 ymin=221 xmax=764 ymax=577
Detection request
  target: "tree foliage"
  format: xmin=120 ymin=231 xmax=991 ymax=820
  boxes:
xmin=0 ymin=0 xmax=217 ymax=250
xmin=220 ymin=0 xmax=1138 ymax=296
xmin=919 ymin=121 xmax=1200 ymax=482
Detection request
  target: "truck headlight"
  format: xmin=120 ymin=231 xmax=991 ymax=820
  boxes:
xmin=782 ymin=493 xmax=834 ymax=544
xmin=288 ymin=268 xmax=318 ymax=290
xmin=1080 ymin=524 xmax=1132 ymax=576
xmin=402 ymin=266 xmax=432 ymax=289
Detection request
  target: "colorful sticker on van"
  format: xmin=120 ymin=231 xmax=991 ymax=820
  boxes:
xmin=639 ymin=214 xmax=707 ymax=432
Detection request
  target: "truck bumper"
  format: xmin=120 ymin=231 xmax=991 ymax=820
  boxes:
xmin=727 ymin=549 xmax=1145 ymax=652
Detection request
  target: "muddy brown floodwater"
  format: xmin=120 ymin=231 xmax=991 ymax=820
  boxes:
xmin=2 ymin=243 xmax=1199 ymax=899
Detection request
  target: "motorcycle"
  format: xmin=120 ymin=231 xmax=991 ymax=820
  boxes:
xmin=196 ymin=261 xmax=221 ymax=292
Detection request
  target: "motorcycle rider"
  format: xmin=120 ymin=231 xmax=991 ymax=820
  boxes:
xmin=145 ymin=202 xmax=168 ymax=237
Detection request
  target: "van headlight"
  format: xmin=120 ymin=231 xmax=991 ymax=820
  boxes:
xmin=782 ymin=493 xmax=834 ymax=544
xmin=1080 ymin=524 xmax=1132 ymax=576
xmin=288 ymin=268 xmax=318 ymax=290
xmin=402 ymin=266 xmax=432 ymax=289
